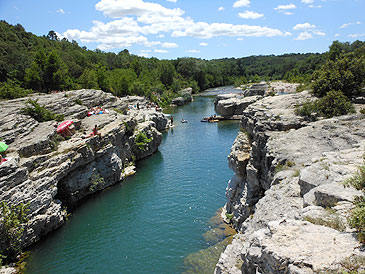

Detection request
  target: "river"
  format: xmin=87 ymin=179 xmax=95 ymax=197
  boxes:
xmin=25 ymin=87 xmax=241 ymax=274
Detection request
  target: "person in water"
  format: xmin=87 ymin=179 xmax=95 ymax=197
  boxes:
xmin=170 ymin=116 xmax=173 ymax=125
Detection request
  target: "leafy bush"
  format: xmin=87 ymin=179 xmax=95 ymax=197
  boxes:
xmin=0 ymin=201 xmax=29 ymax=262
xmin=360 ymin=108 xmax=365 ymax=115
xmin=312 ymin=43 xmax=365 ymax=98
xmin=295 ymin=90 xmax=355 ymax=120
xmin=0 ymin=80 xmax=32 ymax=100
xmin=22 ymin=99 xmax=64 ymax=122
xmin=134 ymin=131 xmax=152 ymax=150
xmin=74 ymin=98 xmax=83 ymax=105
xmin=344 ymin=157 xmax=365 ymax=242
xmin=316 ymin=90 xmax=355 ymax=118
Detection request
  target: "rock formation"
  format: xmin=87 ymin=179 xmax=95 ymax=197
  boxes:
xmin=216 ymin=91 xmax=365 ymax=273
xmin=0 ymin=90 xmax=167 ymax=253
xmin=171 ymin=87 xmax=193 ymax=106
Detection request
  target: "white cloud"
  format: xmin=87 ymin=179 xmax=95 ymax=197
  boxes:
xmin=218 ymin=6 xmax=224 ymax=12
xmin=238 ymin=11 xmax=264 ymax=19
xmin=186 ymin=49 xmax=200 ymax=53
xmin=301 ymin=0 xmax=314 ymax=3
xmin=340 ymin=21 xmax=361 ymax=29
xmin=162 ymin=42 xmax=178 ymax=48
xmin=274 ymin=4 xmax=296 ymax=12
xmin=348 ymin=33 xmax=365 ymax=38
xmin=172 ymin=22 xmax=289 ymax=39
xmin=233 ymin=0 xmax=250 ymax=8
xmin=63 ymin=0 xmax=294 ymax=50
xmin=154 ymin=49 xmax=168 ymax=53
xmin=95 ymin=0 xmax=184 ymax=19
xmin=295 ymin=31 xmax=313 ymax=40
xmin=237 ymin=37 xmax=244 ymax=41
xmin=166 ymin=0 xmax=177 ymax=2
xmin=56 ymin=8 xmax=65 ymax=14
xmin=334 ymin=33 xmax=340 ymax=37
xmin=340 ymin=23 xmax=351 ymax=29
xmin=293 ymin=23 xmax=316 ymax=30
xmin=200 ymin=42 xmax=208 ymax=46
xmin=312 ymin=30 xmax=325 ymax=36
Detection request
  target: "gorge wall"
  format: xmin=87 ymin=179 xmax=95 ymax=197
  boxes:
xmin=215 ymin=91 xmax=365 ymax=273
xmin=0 ymin=90 xmax=167 ymax=252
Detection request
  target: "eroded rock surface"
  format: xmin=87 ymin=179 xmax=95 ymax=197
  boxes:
xmin=0 ymin=89 xmax=167 ymax=250
xmin=216 ymin=91 xmax=365 ymax=273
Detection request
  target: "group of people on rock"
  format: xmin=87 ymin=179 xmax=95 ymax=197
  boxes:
xmin=88 ymin=107 xmax=109 ymax=117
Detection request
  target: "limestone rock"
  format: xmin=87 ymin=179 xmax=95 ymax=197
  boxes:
xmin=243 ymin=82 xmax=269 ymax=97
xmin=171 ymin=97 xmax=185 ymax=106
xmin=215 ymin=96 xmax=261 ymax=117
xmin=217 ymin=89 xmax=365 ymax=273
xmin=179 ymin=87 xmax=193 ymax=102
xmin=0 ymin=89 xmax=167 ymax=252
xmin=241 ymin=219 xmax=363 ymax=274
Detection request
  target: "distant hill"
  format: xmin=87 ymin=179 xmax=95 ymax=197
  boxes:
xmin=0 ymin=20 xmax=332 ymax=101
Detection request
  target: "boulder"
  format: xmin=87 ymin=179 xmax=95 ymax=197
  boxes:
xmin=179 ymin=87 xmax=193 ymax=102
xmin=243 ymin=82 xmax=269 ymax=97
xmin=171 ymin=97 xmax=185 ymax=106
xmin=215 ymin=96 xmax=261 ymax=117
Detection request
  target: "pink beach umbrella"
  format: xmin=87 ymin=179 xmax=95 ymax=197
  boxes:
xmin=57 ymin=120 xmax=73 ymax=133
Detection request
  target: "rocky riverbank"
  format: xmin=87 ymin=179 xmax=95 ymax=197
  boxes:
xmin=215 ymin=91 xmax=365 ymax=273
xmin=0 ymin=90 xmax=167 ymax=269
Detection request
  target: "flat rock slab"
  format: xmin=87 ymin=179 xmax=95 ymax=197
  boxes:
xmin=242 ymin=219 xmax=363 ymax=273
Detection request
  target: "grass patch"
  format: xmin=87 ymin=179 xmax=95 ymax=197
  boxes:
xmin=320 ymin=255 xmax=365 ymax=274
xmin=293 ymin=169 xmax=300 ymax=177
xmin=49 ymin=134 xmax=65 ymax=151
xmin=89 ymin=173 xmax=105 ymax=192
xmin=74 ymin=98 xmax=83 ymax=105
xmin=275 ymin=160 xmax=296 ymax=173
xmin=134 ymin=131 xmax=152 ymax=151
xmin=343 ymin=157 xmax=365 ymax=243
xmin=360 ymin=109 xmax=365 ymax=115
xmin=113 ymin=108 xmax=125 ymax=115
xmin=225 ymin=213 xmax=234 ymax=220
xmin=22 ymin=99 xmax=64 ymax=122
xmin=304 ymin=215 xmax=345 ymax=232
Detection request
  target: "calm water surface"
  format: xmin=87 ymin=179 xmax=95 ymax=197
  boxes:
xmin=25 ymin=91 xmax=240 ymax=274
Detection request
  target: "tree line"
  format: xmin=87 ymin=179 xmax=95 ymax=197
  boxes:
xmin=0 ymin=20 xmax=363 ymax=105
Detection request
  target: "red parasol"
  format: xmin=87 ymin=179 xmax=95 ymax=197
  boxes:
xmin=57 ymin=120 xmax=73 ymax=133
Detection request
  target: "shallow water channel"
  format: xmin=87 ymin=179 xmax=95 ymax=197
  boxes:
xmin=25 ymin=87 xmax=241 ymax=274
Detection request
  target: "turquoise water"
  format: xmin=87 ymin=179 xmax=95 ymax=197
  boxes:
xmin=25 ymin=94 xmax=240 ymax=274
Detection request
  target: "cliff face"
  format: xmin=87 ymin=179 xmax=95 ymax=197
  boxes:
xmin=216 ymin=91 xmax=365 ymax=273
xmin=0 ymin=90 xmax=167 ymax=250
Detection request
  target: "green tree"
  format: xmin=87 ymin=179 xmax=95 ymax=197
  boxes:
xmin=159 ymin=61 xmax=175 ymax=87
xmin=0 ymin=202 xmax=29 ymax=262
xmin=79 ymin=68 xmax=99 ymax=89
xmin=24 ymin=50 xmax=47 ymax=91
xmin=312 ymin=41 xmax=365 ymax=98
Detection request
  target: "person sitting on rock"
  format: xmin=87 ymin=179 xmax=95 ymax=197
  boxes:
xmin=83 ymin=125 xmax=101 ymax=138
xmin=0 ymin=155 xmax=7 ymax=164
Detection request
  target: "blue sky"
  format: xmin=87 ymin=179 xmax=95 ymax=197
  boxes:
xmin=0 ymin=0 xmax=364 ymax=59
